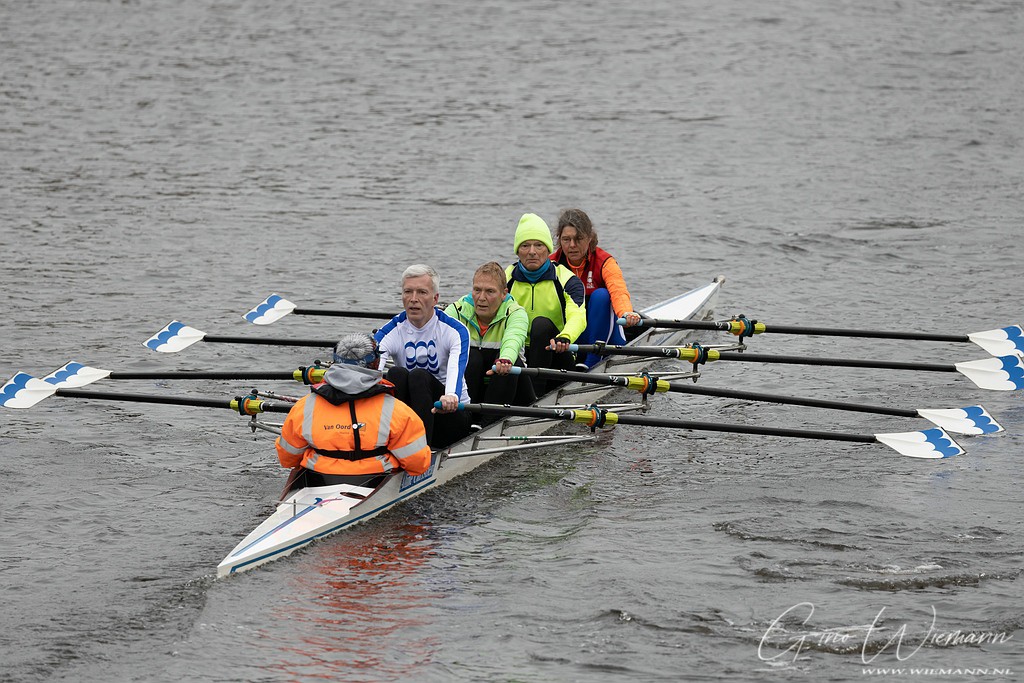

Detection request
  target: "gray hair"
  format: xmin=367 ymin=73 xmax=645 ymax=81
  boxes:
xmin=332 ymin=333 xmax=379 ymax=366
xmin=401 ymin=264 xmax=439 ymax=295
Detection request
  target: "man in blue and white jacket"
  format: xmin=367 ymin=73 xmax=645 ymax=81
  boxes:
xmin=374 ymin=264 xmax=472 ymax=448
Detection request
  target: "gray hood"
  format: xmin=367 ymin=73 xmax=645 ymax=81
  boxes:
xmin=322 ymin=363 xmax=384 ymax=395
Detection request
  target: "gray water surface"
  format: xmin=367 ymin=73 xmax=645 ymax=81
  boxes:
xmin=1 ymin=1 xmax=1021 ymax=681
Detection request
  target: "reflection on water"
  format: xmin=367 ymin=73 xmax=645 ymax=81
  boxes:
xmin=261 ymin=522 xmax=443 ymax=682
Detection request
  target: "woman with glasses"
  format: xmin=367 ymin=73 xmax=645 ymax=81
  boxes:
xmin=550 ymin=208 xmax=641 ymax=367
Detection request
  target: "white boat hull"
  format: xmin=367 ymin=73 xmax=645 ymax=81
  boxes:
xmin=217 ymin=277 xmax=723 ymax=577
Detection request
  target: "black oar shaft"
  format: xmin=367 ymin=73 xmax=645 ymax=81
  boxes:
xmin=666 ymin=383 xmax=918 ymax=418
xmin=52 ymin=388 xmax=293 ymax=412
xmin=715 ymin=352 xmax=955 ymax=372
xmin=575 ymin=344 xmax=957 ymax=372
xmin=293 ymin=308 xmax=394 ymax=320
xmin=758 ymin=324 xmax=968 ymax=343
xmin=517 ymin=366 xmax=919 ymax=418
xmin=201 ymin=335 xmax=337 ymax=348
xmin=615 ymin=413 xmax=873 ymax=443
xmin=467 ymin=403 xmax=876 ymax=444
xmin=107 ymin=371 xmax=300 ymax=380
xmin=642 ymin=318 xmax=971 ymax=343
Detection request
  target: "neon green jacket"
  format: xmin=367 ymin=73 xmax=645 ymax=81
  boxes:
xmin=504 ymin=263 xmax=588 ymax=344
xmin=444 ymin=294 xmax=529 ymax=363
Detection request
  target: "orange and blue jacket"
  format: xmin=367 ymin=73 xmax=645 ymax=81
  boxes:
xmin=551 ymin=246 xmax=634 ymax=318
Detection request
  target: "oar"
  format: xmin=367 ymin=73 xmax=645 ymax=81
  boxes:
xmin=451 ymin=403 xmax=964 ymax=459
xmin=143 ymin=321 xmax=339 ymax=353
xmin=570 ymin=343 xmax=1024 ymax=392
xmin=504 ymin=366 xmax=1003 ymax=435
xmin=243 ymin=294 xmax=395 ymax=325
xmin=624 ymin=316 xmax=1024 ymax=358
xmin=0 ymin=372 xmax=292 ymax=413
xmin=10 ymin=362 xmax=328 ymax=392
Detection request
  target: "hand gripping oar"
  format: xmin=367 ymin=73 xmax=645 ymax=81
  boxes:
xmin=450 ymin=402 xmax=964 ymax=459
xmin=242 ymin=294 xmax=396 ymax=326
xmin=504 ymin=366 xmax=1003 ymax=435
xmin=570 ymin=343 xmax=1024 ymax=392
xmin=623 ymin=316 xmax=1024 ymax=358
xmin=143 ymin=321 xmax=339 ymax=353
xmin=0 ymin=373 xmax=292 ymax=414
xmin=0 ymin=362 xmax=328 ymax=408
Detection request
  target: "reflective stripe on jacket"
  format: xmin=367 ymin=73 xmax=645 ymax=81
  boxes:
xmin=505 ymin=262 xmax=587 ymax=343
xmin=443 ymin=294 xmax=529 ymax=363
xmin=275 ymin=392 xmax=430 ymax=476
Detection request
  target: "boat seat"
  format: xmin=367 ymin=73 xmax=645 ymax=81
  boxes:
xmin=294 ymin=469 xmax=388 ymax=490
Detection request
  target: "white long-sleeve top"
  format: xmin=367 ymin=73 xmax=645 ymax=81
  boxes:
xmin=373 ymin=308 xmax=471 ymax=403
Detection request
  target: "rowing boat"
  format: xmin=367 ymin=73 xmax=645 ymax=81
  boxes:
xmin=214 ymin=277 xmax=725 ymax=577
xmin=7 ymin=270 xmax=998 ymax=576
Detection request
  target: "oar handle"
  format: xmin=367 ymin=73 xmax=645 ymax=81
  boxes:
xmin=502 ymin=365 xmax=658 ymax=392
xmin=624 ymin=318 xmax=731 ymax=332
xmin=570 ymin=343 xmax=720 ymax=362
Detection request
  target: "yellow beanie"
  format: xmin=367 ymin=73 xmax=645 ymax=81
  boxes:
xmin=513 ymin=213 xmax=554 ymax=254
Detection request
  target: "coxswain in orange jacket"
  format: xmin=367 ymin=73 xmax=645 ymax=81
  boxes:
xmin=275 ymin=335 xmax=431 ymax=479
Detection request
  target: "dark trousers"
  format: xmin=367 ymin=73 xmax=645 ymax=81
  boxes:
xmin=577 ymin=288 xmax=628 ymax=366
xmin=465 ymin=348 xmax=520 ymax=403
xmin=385 ymin=366 xmax=471 ymax=448
xmin=465 ymin=347 xmax=534 ymax=424
xmin=526 ymin=316 xmax=576 ymax=395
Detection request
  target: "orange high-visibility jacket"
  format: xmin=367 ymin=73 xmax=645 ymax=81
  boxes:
xmin=275 ymin=392 xmax=431 ymax=477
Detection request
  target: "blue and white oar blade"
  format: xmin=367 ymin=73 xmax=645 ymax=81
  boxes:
xmin=968 ymin=325 xmax=1024 ymax=358
xmin=41 ymin=362 xmax=111 ymax=388
xmin=243 ymin=294 xmax=296 ymax=325
xmin=916 ymin=406 xmax=1003 ymax=435
xmin=144 ymin=321 xmax=206 ymax=353
xmin=954 ymin=355 xmax=1024 ymax=391
xmin=1 ymin=372 xmax=58 ymax=408
xmin=874 ymin=428 xmax=964 ymax=459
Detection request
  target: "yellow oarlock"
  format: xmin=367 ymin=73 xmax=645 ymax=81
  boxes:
xmin=571 ymin=408 xmax=621 ymax=427
xmin=674 ymin=347 xmax=722 ymax=363
xmin=623 ymin=375 xmax=672 ymax=394
xmin=230 ymin=395 xmax=269 ymax=415
xmin=726 ymin=319 xmax=766 ymax=336
xmin=293 ymin=366 xmax=327 ymax=385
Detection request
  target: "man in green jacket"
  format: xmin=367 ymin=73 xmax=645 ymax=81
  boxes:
xmin=445 ymin=261 xmax=531 ymax=411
